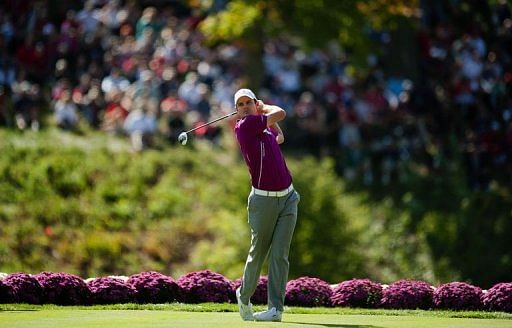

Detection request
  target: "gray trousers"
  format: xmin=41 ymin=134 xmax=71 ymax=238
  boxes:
xmin=239 ymin=189 xmax=300 ymax=311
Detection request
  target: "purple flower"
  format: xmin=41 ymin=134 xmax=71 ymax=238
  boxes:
xmin=127 ymin=271 xmax=180 ymax=304
xmin=331 ymin=279 xmax=383 ymax=308
xmin=482 ymin=282 xmax=512 ymax=312
xmin=0 ymin=279 xmax=16 ymax=303
xmin=35 ymin=272 xmax=90 ymax=305
xmin=177 ymin=270 xmax=233 ymax=303
xmin=3 ymin=273 xmax=44 ymax=304
xmin=380 ymin=280 xmax=433 ymax=309
xmin=433 ymin=282 xmax=483 ymax=310
xmin=87 ymin=277 xmax=137 ymax=304
xmin=285 ymin=277 xmax=333 ymax=307
xmin=232 ymin=276 xmax=268 ymax=304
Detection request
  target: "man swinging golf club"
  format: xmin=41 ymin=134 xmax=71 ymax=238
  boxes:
xmin=233 ymin=88 xmax=300 ymax=322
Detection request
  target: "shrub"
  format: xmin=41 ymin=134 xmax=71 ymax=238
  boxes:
xmin=87 ymin=277 xmax=137 ymax=304
xmin=127 ymin=271 xmax=180 ymax=303
xmin=331 ymin=278 xmax=383 ymax=308
xmin=482 ymin=282 xmax=512 ymax=312
xmin=380 ymin=280 xmax=433 ymax=309
xmin=35 ymin=272 xmax=90 ymax=305
xmin=433 ymin=282 xmax=482 ymax=310
xmin=0 ymin=280 xmax=16 ymax=303
xmin=177 ymin=270 xmax=233 ymax=303
xmin=3 ymin=273 xmax=44 ymax=304
xmin=287 ymin=158 xmax=366 ymax=283
xmin=285 ymin=277 xmax=332 ymax=307
xmin=232 ymin=276 xmax=268 ymax=304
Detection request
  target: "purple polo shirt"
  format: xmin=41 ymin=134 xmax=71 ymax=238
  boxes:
xmin=235 ymin=115 xmax=292 ymax=191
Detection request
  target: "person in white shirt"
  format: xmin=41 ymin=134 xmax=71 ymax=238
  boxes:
xmin=54 ymin=90 xmax=79 ymax=130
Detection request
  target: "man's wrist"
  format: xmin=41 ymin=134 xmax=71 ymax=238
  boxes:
xmin=263 ymin=104 xmax=279 ymax=114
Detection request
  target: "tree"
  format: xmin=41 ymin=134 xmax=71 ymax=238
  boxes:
xmin=194 ymin=0 xmax=418 ymax=86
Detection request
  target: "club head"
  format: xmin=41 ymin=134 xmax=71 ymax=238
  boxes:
xmin=178 ymin=132 xmax=188 ymax=145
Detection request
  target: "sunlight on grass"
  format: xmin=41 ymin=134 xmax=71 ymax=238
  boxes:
xmin=0 ymin=308 xmax=511 ymax=328
xmin=1 ymin=303 xmax=511 ymax=319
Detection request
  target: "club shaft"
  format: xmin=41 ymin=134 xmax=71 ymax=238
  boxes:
xmin=185 ymin=111 xmax=237 ymax=134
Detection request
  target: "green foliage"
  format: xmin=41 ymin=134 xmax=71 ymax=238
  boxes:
xmin=287 ymin=158 xmax=366 ymax=282
xmin=0 ymin=129 xmax=510 ymax=287
xmin=196 ymin=0 xmax=419 ymax=86
xmin=0 ymin=129 xmax=368 ymax=282
xmin=199 ymin=1 xmax=261 ymax=43
xmin=198 ymin=0 xmax=418 ymax=52
xmin=345 ymin=155 xmax=512 ymax=288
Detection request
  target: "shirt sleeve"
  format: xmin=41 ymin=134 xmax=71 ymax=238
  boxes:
xmin=239 ymin=115 xmax=267 ymax=136
xmin=269 ymin=126 xmax=279 ymax=136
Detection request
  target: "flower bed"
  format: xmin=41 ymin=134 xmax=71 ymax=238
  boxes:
xmin=331 ymin=278 xmax=383 ymax=308
xmin=0 ymin=280 xmax=16 ymax=303
xmin=482 ymin=282 xmax=512 ymax=312
xmin=433 ymin=282 xmax=482 ymax=310
xmin=285 ymin=276 xmax=332 ymax=307
xmin=380 ymin=280 xmax=433 ymax=309
xmin=127 ymin=271 xmax=180 ymax=304
xmin=3 ymin=273 xmax=44 ymax=304
xmin=177 ymin=270 xmax=233 ymax=303
xmin=1 ymin=270 xmax=511 ymax=312
xmin=232 ymin=276 xmax=268 ymax=304
xmin=87 ymin=277 xmax=137 ymax=304
xmin=35 ymin=272 xmax=90 ymax=305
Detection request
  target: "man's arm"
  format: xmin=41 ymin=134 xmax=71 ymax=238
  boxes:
xmin=270 ymin=122 xmax=285 ymax=144
xmin=256 ymin=100 xmax=286 ymax=127
xmin=256 ymin=100 xmax=286 ymax=144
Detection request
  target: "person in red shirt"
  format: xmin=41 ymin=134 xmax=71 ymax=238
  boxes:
xmin=233 ymin=88 xmax=300 ymax=322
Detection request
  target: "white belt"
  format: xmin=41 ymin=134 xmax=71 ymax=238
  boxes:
xmin=252 ymin=184 xmax=294 ymax=197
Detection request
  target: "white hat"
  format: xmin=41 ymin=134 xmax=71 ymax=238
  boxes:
xmin=234 ymin=88 xmax=257 ymax=106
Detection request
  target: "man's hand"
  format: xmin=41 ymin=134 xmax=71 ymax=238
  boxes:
xmin=256 ymin=100 xmax=265 ymax=115
xmin=276 ymin=133 xmax=284 ymax=144
xmin=260 ymin=102 xmax=286 ymax=127
xmin=271 ymin=123 xmax=285 ymax=144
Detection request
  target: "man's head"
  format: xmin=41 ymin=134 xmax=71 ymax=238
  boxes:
xmin=234 ymin=88 xmax=257 ymax=117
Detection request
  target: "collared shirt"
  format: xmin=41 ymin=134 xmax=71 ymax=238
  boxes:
xmin=235 ymin=115 xmax=292 ymax=191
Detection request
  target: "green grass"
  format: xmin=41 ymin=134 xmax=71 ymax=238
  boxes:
xmin=1 ymin=304 xmax=511 ymax=328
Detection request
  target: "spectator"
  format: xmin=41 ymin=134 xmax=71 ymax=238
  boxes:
xmin=101 ymin=67 xmax=130 ymax=95
xmin=76 ymin=0 xmax=100 ymax=36
xmin=73 ymin=75 xmax=104 ymax=128
xmin=136 ymin=7 xmax=162 ymax=41
xmin=161 ymin=90 xmax=187 ymax=144
xmin=0 ymin=0 xmax=509 ymax=189
xmin=101 ymin=89 xmax=129 ymax=135
xmin=54 ymin=89 xmax=79 ymax=130
xmin=0 ymin=85 xmax=11 ymax=127
xmin=16 ymin=38 xmax=49 ymax=83
xmin=0 ymin=49 xmax=16 ymax=90
xmin=0 ymin=12 xmax=15 ymax=46
xmin=123 ymin=102 xmax=157 ymax=152
xmin=132 ymin=69 xmax=160 ymax=104
xmin=12 ymin=78 xmax=42 ymax=131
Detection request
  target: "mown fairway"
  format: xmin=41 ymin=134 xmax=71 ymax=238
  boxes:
xmin=1 ymin=308 xmax=512 ymax=328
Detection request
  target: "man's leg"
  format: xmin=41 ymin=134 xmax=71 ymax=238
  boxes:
xmin=240 ymin=193 xmax=278 ymax=304
xmin=267 ymin=191 xmax=299 ymax=311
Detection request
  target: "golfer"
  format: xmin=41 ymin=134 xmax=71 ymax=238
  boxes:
xmin=233 ymin=88 xmax=300 ymax=322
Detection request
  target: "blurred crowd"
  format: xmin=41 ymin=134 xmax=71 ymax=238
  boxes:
xmin=0 ymin=0 xmax=511 ymax=190
xmin=413 ymin=1 xmax=512 ymax=190
xmin=1 ymin=0 xmax=237 ymax=151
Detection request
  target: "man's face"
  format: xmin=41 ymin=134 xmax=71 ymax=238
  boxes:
xmin=236 ymin=96 xmax=256 ymax=117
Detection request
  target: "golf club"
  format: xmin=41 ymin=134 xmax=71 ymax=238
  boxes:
xmin=178 ymin=111 xmax=237 ymax=145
